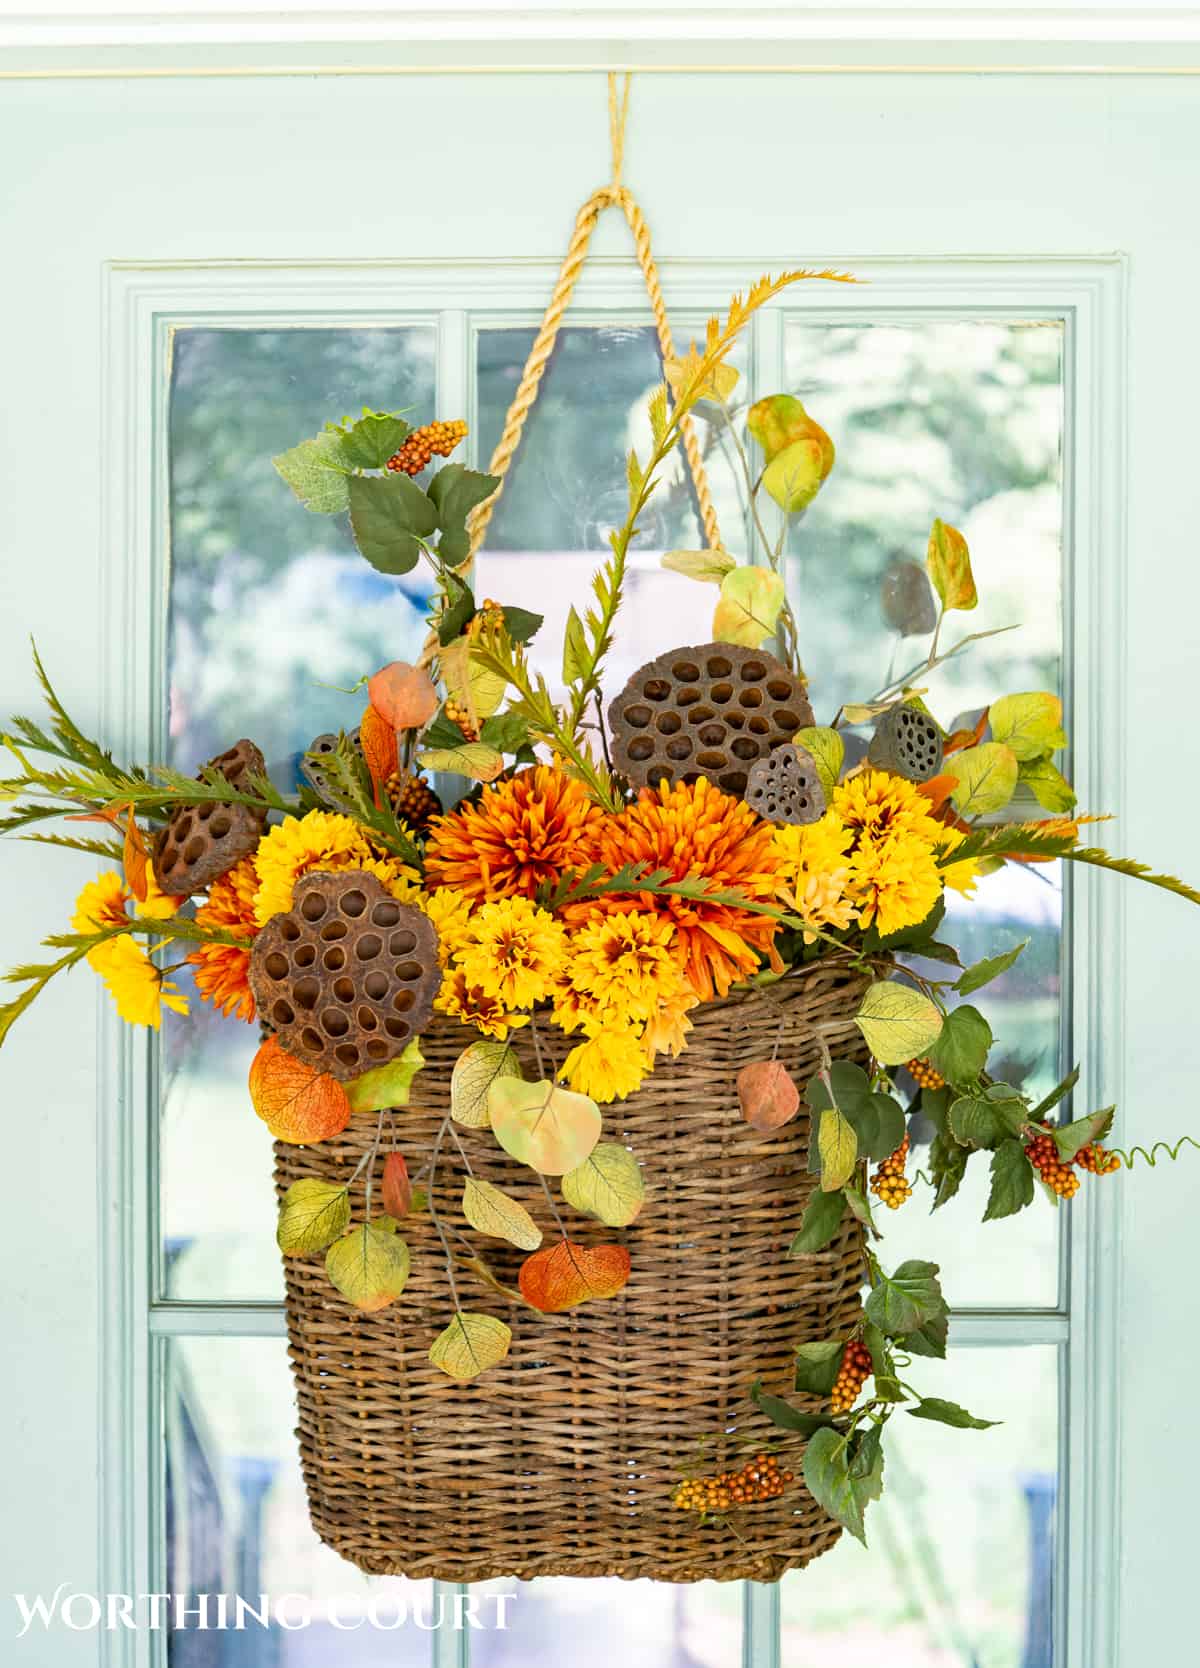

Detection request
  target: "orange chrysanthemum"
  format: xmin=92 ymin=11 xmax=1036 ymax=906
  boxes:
xmin=423 ymin=765 xmax=605 ymax=903
xmin=188 ymin=855 xmax=260 ymax=1022
xmin=573 ymin=777 xmax=784 ymax=1001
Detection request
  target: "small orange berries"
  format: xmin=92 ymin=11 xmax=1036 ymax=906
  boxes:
xmin=907 ymin=1056 xmax=945 ymax=1090
xmin=443 ymin=697 xmax=480 ymax=743
xmin=673 ymin=1452 xmax=793 ymax=1513
xmin=870 ymin=1135 xmax=912 ymax=1211
xmin=830 ymin=1339 xmax=873 ymax=1414
xmin=385 ymin=418 xmax=468 ymax=476
xmin=1075 ymin=1141 xmax=1121 ymax=1176
xmin=1025 ymin=1131 xmax=1080 ymax=1198
xmin=467 ymin=598 xmax=506 ymax=639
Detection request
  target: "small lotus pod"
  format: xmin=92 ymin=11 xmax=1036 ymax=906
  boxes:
xmin=868 ymin=703 xmax=944 ymax=783
xmin=152 ymin=739 xmax=268 ymax=896
xmin=300 ymin=727 xmax=364 ymax=803
xmin=248 ymin=869 xmax=441 ymax=1082
xmin=744 ymin=743 xmax=826 ymax=826
xmin=607 ymin=642 xmax=814 ymax=797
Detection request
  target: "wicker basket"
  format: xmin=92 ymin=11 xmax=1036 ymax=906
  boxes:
xmin=274 ymin=960 xmax=870 ymax=1583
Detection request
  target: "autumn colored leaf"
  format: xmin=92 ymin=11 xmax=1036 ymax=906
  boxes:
xmin=277 ymin=1178 xmax=351 ymax=1255
xmin=561 ymin=1142 xmax=645 ymax=1227
xmin=817 ymin=1106 xmax=859 ymax=1191
xmin=944 ymin=742 xmax=1019 ymax=817
xmin=926 ymin=518 xmax=977 ymax=612
xmin=344 ymin=1039 xmax=425 ymax=1113
xmin=915 ymin=772 xmax=962 ymax=819
xmin=943 ymin=709 xmax=989 ymax=757
xmin=418 ymin=742 xmax=506 ymax=783
xmin=854 ymin=983 xmax=944 ymax=1066
xmin=359 ymin=702 xmax=399 ymax=793
xmin=488 ymin=1077 xmax=602 ymax=1176
xmin=382 ymin=1152 xmax=412 ymax=1220
xmin=440 ymin=634 xmax=506 ymax=726
xmin=737 ymin=1059 xmax=801 ymax=1133
xmin=325 ymin=1222 xmax=411 ymax=1312
xmin=451 ymin=1040 xmax=523 ymax=1128
xmin=794 ymin=725 xmax=844 ymax=798
xmin=367 ymin=660 xmax=439 ymax=731
xmin=761 ymin=438 xmax=829 ymax=513
xmin=429 ymin=1312 xmax=513 ymax=1382
xmin=988 ymin=691 xmax=1067 ymax=762
xmin=248 ymin=1037 xmax=352 ymax=1145
xmin=518 ymin=1239 xmax=631 ymax=1313
xmin=122 ymin=809 xmax=150 ymax=903
xmin=712 ymin=566 xmax=786 ymax=648
xmin=462 ymin=1177 xmax=543 ymax=1251
xmin=747 ymin=394 xmax=835 ymax=474
xmin=660 ymin=547 xmax=737 ymax=585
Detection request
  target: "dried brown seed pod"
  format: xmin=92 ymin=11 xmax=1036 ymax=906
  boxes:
xmin=744 ymin=743 xmax=826 ymax=825
xmin=868 ymin=703 xmax=944 ymax=783
xmin=300 ymin=727 xmax=363 ymax=803
xmin=152 ymin=739 xmax=267 ymax=896
xmin=248 ymin=869 xmax=441 ymax=1082
xmin=607 ymin=642 xmax=814 ymax=796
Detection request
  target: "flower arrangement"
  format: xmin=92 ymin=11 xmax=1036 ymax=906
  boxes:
xmin=3 ymin=270 xmax=1197 ymax=1550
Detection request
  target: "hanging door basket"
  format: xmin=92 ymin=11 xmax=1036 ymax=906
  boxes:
xmin=276 ymin=962 xmax=869 ymax=1582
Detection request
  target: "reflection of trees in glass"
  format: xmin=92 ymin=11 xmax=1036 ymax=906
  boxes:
xmin=168 ymin=328 xmax=437 ymax=774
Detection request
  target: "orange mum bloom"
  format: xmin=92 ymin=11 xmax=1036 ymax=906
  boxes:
xmin=188 ymin=854 xmax=260 ymax=1022
xmin=574 ymin=777 xmax=783 ymax=1001
xmin=424 ymin=765 xmax=605 ymax=904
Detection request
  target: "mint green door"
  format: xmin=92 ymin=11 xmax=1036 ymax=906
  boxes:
xmin=1 ymin=62 xmax=1196 ymax=1668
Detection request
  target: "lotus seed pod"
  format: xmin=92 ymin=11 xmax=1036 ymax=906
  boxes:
xmin=607 ymin=642 xmax=814 ymax=797
xmin=868 ymin=703 xmax=944 ymax=783
xmin=152 ymin=739 xmax=267 ymax=896
xmin=744 ymin=743 xmax=826 ymax=826
xmin=249 ymin=869 xmax=441 ymax=1082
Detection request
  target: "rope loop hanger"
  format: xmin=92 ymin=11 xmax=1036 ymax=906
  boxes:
xmin=465 ymin=72 xmax=722 ymax=565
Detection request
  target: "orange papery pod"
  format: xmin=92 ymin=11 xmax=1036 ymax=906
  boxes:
xmin=360 ymin=703 xmax=400 ymax=803
xmin=367 ymin=661 xmax=439 ymax=732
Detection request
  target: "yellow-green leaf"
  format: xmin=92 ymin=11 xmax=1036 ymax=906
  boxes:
xmin=1019 ymin=755 xmax=1077 ymax=813
xmin=344 ymin=1039 xmax=425 ymax=1113
xmin=855 ymin=982 xmax=944 ymax=1066
xmin=429 ymin=1312 xmax=513 ymax=1382
xmin=462 ymin=1177 xmax=543 ymax=1251
xmin=842 ymin=699 xmax=898 ymax=725
xmin=989 ymin=692 xmax=1068 ymax=762
xmin=325 ymin=1223 xmax=410 ymax=1312
xmin=451 ymin=1040 xmax=524 ymax=1129
xmin=926 ymin=518 xmax=977 ymax=612
xmin=277 ymin=1179 xmax=351 ymax=1255
xmin=660 ymin=547 xmax=737 ymax=585
xmin=944 ymin=741 xmax=1019 ymax=817
xmin=418 ymin=743 xmax=505 ymax=782
xmin=818 ymin=1106 xmax=858 ymax=1192
xmin=562 ymin=605 xmax=589 ymax=684
xmin=488 ymin=1077 xmax=602 ymax=1176
xmin=761 ymin=438 xmax=828 ymax=513
xmin=561 ymin=1142 xmax=646 ymax=1227
xmin=712 ymin=567 xmax=786 ymax=648
xmin=439 ymin=636 xmax=507 ymax=724
xmin=794 ymin=725 xmax=844 ymax=798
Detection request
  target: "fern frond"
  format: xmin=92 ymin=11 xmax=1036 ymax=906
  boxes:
xmin=940 ymin=823 xmax=1200 ymax=906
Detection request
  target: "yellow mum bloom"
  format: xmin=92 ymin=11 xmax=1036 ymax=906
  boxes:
xmin=568 ymin=910 xmax=686 ymax=1025
xmin=560 ymin=1025 xmax=649 ymax=1103
xmin=642 ymin=989 xmax=698 ymax=1062
xmin=933 ymin=825 xmax=982 ymax=898
xmin=833 ymin=770 xmax=947 ymax=847
xmin=848 ymin=833 xmax=944 ymax=938
xmin=456 ymin=895 xmax=568 ymax=1011
xmin=418 ymin=886 xmax=474 ymax=965
xmin=94 ymin=934 xmax=189 ymax=1028
xmin=772 ymin=814 xmax=859 ymax=944
xmin=252 ymin=810 xmax=417 ymax=926
xmin=72 ymin=871 xmax=131 ymax=967
xmin=549 ymin=973 xmax=612 ymax=1039
xmin=435 ymin=967 xmax=529 ymax=1040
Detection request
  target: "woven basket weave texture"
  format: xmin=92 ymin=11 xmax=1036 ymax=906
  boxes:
xmin=275 ymin=960 xmax=870 ymax=1583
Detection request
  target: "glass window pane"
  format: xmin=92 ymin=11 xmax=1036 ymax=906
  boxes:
xmin=162 ymin=325 xmax=436 ymax=1300
xmin=468 ymin=1576 xmax=741 ymax=1668
xmin=165 ymin=1336 xmax=432 ymax=1664
xmin=784 ymin=318 xmax=1065 ymax=1308
xmin=475 ymin=321 xmax=744 ymax=702
xmin=780 ymin=1345 xmax=1058 ymax=1668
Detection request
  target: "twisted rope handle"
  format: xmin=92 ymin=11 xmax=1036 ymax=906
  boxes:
xmin=464 ymin=73 xmax=722 ymax=568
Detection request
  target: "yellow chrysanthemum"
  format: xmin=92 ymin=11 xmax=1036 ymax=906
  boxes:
xmin=95 ymin=933 xmax=189 ymax=1028
xmin=72 ymin=871 xmax=131 ymax=964
xmin=832 ymin=769 xmax=947 ymax=847
xmin=435 ymin=967 xmax=530 ymax=1040
xmin=772 ymin=814 xmax=859 ymax=943
xmin=252 ymin=810 xmax=417 ymax=926
xmin=548 ymin=972 xmax=612 ymax=1038
xmin=456 ymin=895 xmax=567 ymax=1011
xmin=848 ymin=833 xmax=944 ymax=938
xmin=567 ymin=909 xmax=687 ymax=1024
xmin=932 ymin=825 xmax=982 ymax=898
xmin=642 ymin=989 xmax=698 ymax=1062
xmin=560 ymin=1025 xmax=649 ymax=1103
xmin=418 ymin=886 xmax=474 ymax=965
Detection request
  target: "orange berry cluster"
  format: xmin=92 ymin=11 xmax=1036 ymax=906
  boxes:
xmin=1076 ymin=1141 xmax=1121 ymax=1176
xmin=830 ymin=1339 xmax=873 ymax=1414
xmin=870 ymin=1135 xmax=913 ymax=1211
xmin=443 ymin=697 xmax=480 ymax=742
xmin=673 ymin=1453 xmax=793 ymax=1514
xmin=385 ymin=418 xmax=468 ymax=476
xmin=907 ymin=1055 xmax=945 ymax=1090
xmin=1024 ymin=1130 xmax=1080 ymax=1198
xmin=384 ymin=769 xmax=441 ymax=833
xmin=467 ymin=598 xmax=506 ymax=639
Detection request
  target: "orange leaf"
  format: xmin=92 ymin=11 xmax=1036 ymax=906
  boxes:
xmin=915 ymin=772 xmax=966 ymax=821
xmin=943 ymin=709 xmax=989 ymax=758
xmin=359 ymin=703 xmax=399 ymax=801
xmin=248 ymin=1037 xmax=352 ymax=1145
xmin=737 ymin=1059 xmax=801 ymax=1133
xmin=368 ymin=661 xmax=439 ymax=731
xmin=518 ymin=1239 xmax=631 ymax=1313
xmin=382 ymin=1151 xmax=412 ymax=1219
xmin=123 ymin=809 xmax=151 ymax=903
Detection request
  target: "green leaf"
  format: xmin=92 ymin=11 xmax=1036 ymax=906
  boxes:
xmin=948 ymin=1093 xmax=1007 ymax=1149
xmin=712 ymin=566 xmax=786 ymax=647
xmin=805 ymin=1066 xmax=902 ymax=1162
xmin=348 ymin=473 xmax=438 ymax=574
xmin=1053 ymin=1106 xmax=1114 ymax=1161
xmin=479 ymin=712 xmax=531 ymax=755
xmin=902 ymin=1310 xmax=949 ymax=1360
xmin=803 ymin=1427 xmax=872 ymax=1545
xmin=789 ymin=1188 xmax=848 ymax=1254
xmin=344 ymin=1039 xmax=425 ymax=1113
xmin=426 ymin=464 xmax=500 ymax=565
xmin=849 ymin=1425 xmax=885 ymax=1501
xmin=1019 ymin=755 xmax=1077 ymax=813
xmin=861 ymin=896 xmax=946 ymax=955
xmin=462 ymin=1178 xmax=543 ymax=1251
xmin=436 ymin=572 xmax=477 ymax=645
xmin=989 ymin=691 xmax=1067 ymax=762
xmin=955 ymin=939 xmax=1029 ymax=997
xmin=926 ymin=518 xmax=977 ymax=612
xmin=794 ymin=725 xmax=844 ymax=799
xmin=660 ymin=547 xmax=737 ymax=584
xmin=277 ymin=1178 xmax=350 ymax=1255
xmin=843 ymin=1181 xmax=878 ymax=1233
xmin=907 ymin=1396 xmax=999 ymax=1430
xmin=928 ymin=1004 xmax=993 ymax=1086
xmin=502 ymin=606 xmax=544 ymax=645
xmin=451 ymin=1040 xmax=523 ymax=1129
xmin=984 ymin=1138 xmax=1036 ymax=1221
xmin=928 ymin=1130 xmax=968 ymax=1210
xmin=751 ymin=1382 xmax=839 ymax=1437
xmin=418 ymin=742 xmax=505 ymax=782
xmin=429 ymin=1312 xmax=512 ymax=1382
xmin=793 ymin=1339 xmax=845 ymax=1396
xmin=818 ymin=1106 xmax=858 ymax=1191
xmin=561 ymin=1141 xmax=645 ymax=1227
xmin=920 ymin=1086 xmax=951 ymax=1135
xmin=855 ymin=982 xmax=944 ymax=1066
xmin=325 ymin=1223 xmax=411 ymax=1312
xmin=337 ymin=411 xmax=411 ymax=469
xmin=865 ymin=1259 xmax=947 ymax=1339
xmin=944 ymin=742 xmax=1019 ymax=816
xmin=563 ymin=606 xmax=589 ymax=683
xmin=273 ymin=432 xmax=352 ymax=513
